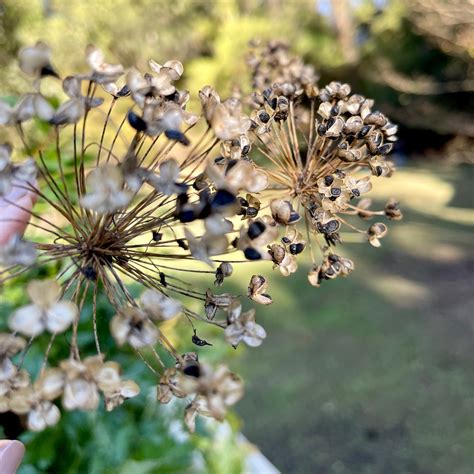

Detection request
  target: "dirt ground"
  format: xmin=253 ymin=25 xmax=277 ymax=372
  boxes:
xmin=235 ymin=163 xmax=474 ymax=474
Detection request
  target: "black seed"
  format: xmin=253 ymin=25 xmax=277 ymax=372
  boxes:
xmin=165 ymin=129 xmax=190 ymax=146
xmin=241 ymin=145 xmax=250 ymax=155
xmin=328 ymin=254 xmax=339 ymax=262
xmin=289 ymin=243 xmax=305 ymax=255
xmin=178 ymin=210 xmax=196 ymax=223
xmin=358 ymin=125 xmax=371 ymax=138
xmin=127 ymin=111 xmax=147 ymax=132
xmin=183 ymin=363 xmax=201 ymax=378
xmin=40 ymin=64 xmax=59 ymax=78
xmin=325 ymin=220 xmax=340 ymax=233
xmin=375 ymin=166 xmax=383 ymax=177
xmin=247 ymin=207 xmax=258 ymax=218
xmin=326 ymin=117 xmax=335 ymax=129
xmin=288 ymin=212 xmax=300 ymax=223
xmin=259 ymin=111 xmax=270 ymax=123
xmin=318 ymin=124 xmax=327 ymax=136
xmin=377 ymin=143 xmax=392 ymax=155
xmin=282 ymin=236 xmax=291 ymax=244
xmin=270 ymin=97 xmax=278 ymax=110
xmin=352 ymin=188 xmax=360 ymax=197
xmin=192 ymin=332 xmax=212 ymax=347
xmin=247 ymin=221 xmax=266 ymax=240
xmin=331 ymin=187 xmax=341 ymax=197
xmin=152 ymin=231 xmax=162 ymax=242
xmin=211 ymin=189 xmax=236 ymax=209
xmin=324 ymin=175 xmax=334 ymax=186
xmin=330 ymin=105 xmax=339 ymax=116
xmin=244 ymin=247 xmax=262 ymax=260
xmin=214 ymin=156 xmax=225 ymax=165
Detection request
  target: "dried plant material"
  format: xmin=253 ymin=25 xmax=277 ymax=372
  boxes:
xmin=86 ymin=45 xmax=124 ymax=84
xmin=179 ymin=364 xmax=243 ymax=431
xmin=385 ymin=198 xmax=403 ymax=220
xmin=80 ymin=165 xmax=133 ymax=214
xmin=214 ymin=262 xmax=233 ymax=286
xmin=0 ymin=39 xmax=404 ymax=432
xmin=247 ymin=275 xmax=273 ymax=305
xmin=367 ymin=222 xmax=388 ymax=247
xmin=244 ymin=40 xmax=402 ymax=288
xmin=19 ymin=42 xmax=57 ymax=79
xmin=0 ymin=234 xmax=37 ymax=266
xmin=224 ymin=300 xmax=266 ymax=347
xmin=110 ymin=307 xmax=160 ymax=348
xmin=9 ymin=280 xmax=78 ymax=337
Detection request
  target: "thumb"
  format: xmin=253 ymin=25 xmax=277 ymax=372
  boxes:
xmin=0 ymin=192 xmax=36 ymax=245
xmin=0 ymin=440 xmax=25 ymax=474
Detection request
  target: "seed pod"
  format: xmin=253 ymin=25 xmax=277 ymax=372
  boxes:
xmin=247 ymin=275 xmax=272 ymax=305
xmin=384 ymin=199 xmax=402 ymax=220
xmin=367 ymin=222 xmax=388 ymax=247
xmin=364 ymin=111 xmax=387 ymax=127
xmin=214 ymin=262 xmax=233 ymax=287
xmin=270 ymin=199 xmax=300 ymax=225
xmin=268 ymin=244 xmax=286 ymax=265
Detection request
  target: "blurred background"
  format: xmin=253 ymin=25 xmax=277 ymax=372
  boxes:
xmin=0 ymin=0 xmax=473 ymax=472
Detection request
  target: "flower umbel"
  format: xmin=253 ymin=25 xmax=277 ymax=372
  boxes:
xmin=241 ymin=40 xmax=403 ymax=285
xmin=0 ymin=44 xmax=268 ymax=432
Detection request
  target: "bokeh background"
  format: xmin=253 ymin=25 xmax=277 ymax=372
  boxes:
xmin=1 ymin=1 xmax=473 ymax=473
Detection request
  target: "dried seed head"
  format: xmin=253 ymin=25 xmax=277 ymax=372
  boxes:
xmin=367 ymin=223 xmax=388 ymax=247
xmin=385 ymin=198 xmax=403 ymax=220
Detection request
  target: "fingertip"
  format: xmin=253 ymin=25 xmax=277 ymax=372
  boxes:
xmin=0 ymin=195 xmax=35 ymax=245
xmin=0 ymin=440 xmax=25 ymax=474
